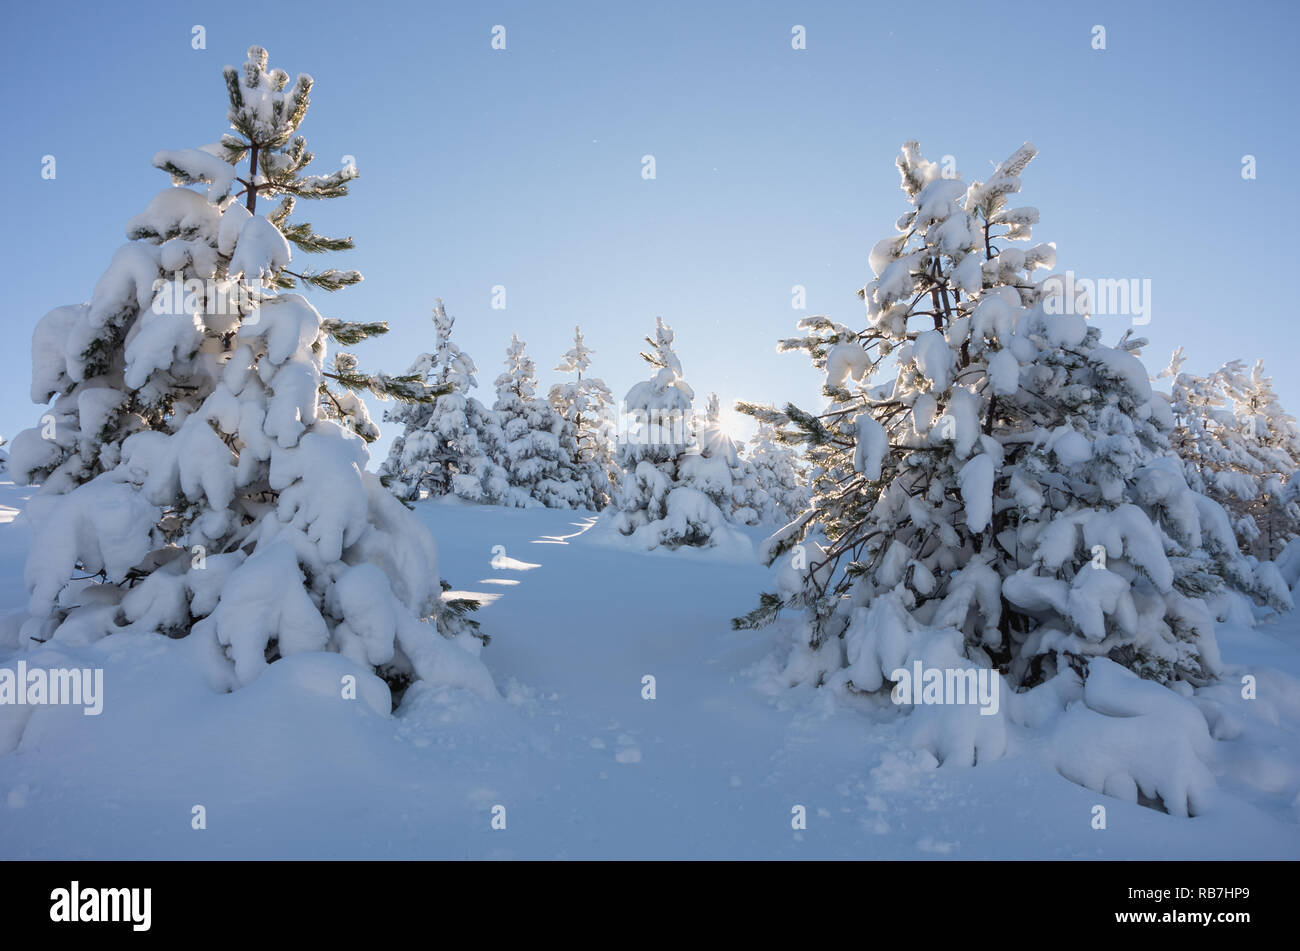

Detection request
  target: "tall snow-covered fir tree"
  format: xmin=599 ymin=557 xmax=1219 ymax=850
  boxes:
xmin=611 ymin=318 xmax=737 ymax=549
xmin=7 ymin=47 xmax=494 ymax=703
xmin=491 ymin=334 xmax=591 ymax=509
xmin=548 ymin=325 xmax=617 ymax=509
xmin=379 ymin=300 xmax=509 ymax=505
xmin=737 ymin=140 xmax=1290 ymax=708
xmin=1163 ymin=350 xmax=1300 ymax=559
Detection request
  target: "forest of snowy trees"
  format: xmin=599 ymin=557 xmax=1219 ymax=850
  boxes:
xmin=5 ymin=47 xmax=1300 ymax=825
xmin=379 ymin=308 xmax=809 ymax=534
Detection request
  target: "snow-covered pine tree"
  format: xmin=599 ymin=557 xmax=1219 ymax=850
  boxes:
xmin=690 ymin=392 xmax=758 ymax=525
xmin=1207 ymin=357 xmax=1300 ymax=559
xmin=7 ymin=46 xmax=494 ymax=702
xmin=738 ymin=422 xmax=809 ymax=525
xmin=1163 ymin=349 xmax=1300 ymax=559
xmin=379 ymin=300 xmax=509 ymax=505
xmin=548 ymin=325 xmax=617 ymax=508
xmin=611 ymin=318 xmax=735 ymax=548
xmin=736 ymin=141 xmax=1289 ymax=706
xmin=491 ymin=334 xmax=590 ymax=509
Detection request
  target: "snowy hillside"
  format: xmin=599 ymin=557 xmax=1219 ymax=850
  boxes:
xmin=1 ymin=479 xmax=1296 ymax=860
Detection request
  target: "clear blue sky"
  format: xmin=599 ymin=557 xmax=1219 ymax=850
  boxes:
xmin=3 ymin=0 xmax=1296 ymax=466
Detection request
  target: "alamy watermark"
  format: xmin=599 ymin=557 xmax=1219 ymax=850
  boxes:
xmin=890 ymin=661 xmax=1000 ymax=716
xmin=50 ymin=881 xmax=150 ymax=931
xmin=615 ymin=406 xmax=696 ymax=448
xmin=1042 ymin=270 xmax=1151 ymax=326
xmin=150 ymin=272 xmax=259 ymax=321
xmin=0 ymin=662 xmax=104 ymax=715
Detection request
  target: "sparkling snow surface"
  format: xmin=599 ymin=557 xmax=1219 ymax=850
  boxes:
xmin=0 ymin=480 xmax=1297 ymax=859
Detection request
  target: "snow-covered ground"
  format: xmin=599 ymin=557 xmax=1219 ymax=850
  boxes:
xmin=0 ymin=479 xmax=1297 ymax=859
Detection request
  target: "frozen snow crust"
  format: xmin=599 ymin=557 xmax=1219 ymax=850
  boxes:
xmin=0 ymin=491 xmax=1297 ymax=858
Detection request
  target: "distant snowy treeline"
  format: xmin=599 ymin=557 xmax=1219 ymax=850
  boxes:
xmin=378 ymin=308 xmax=809 ymax=538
